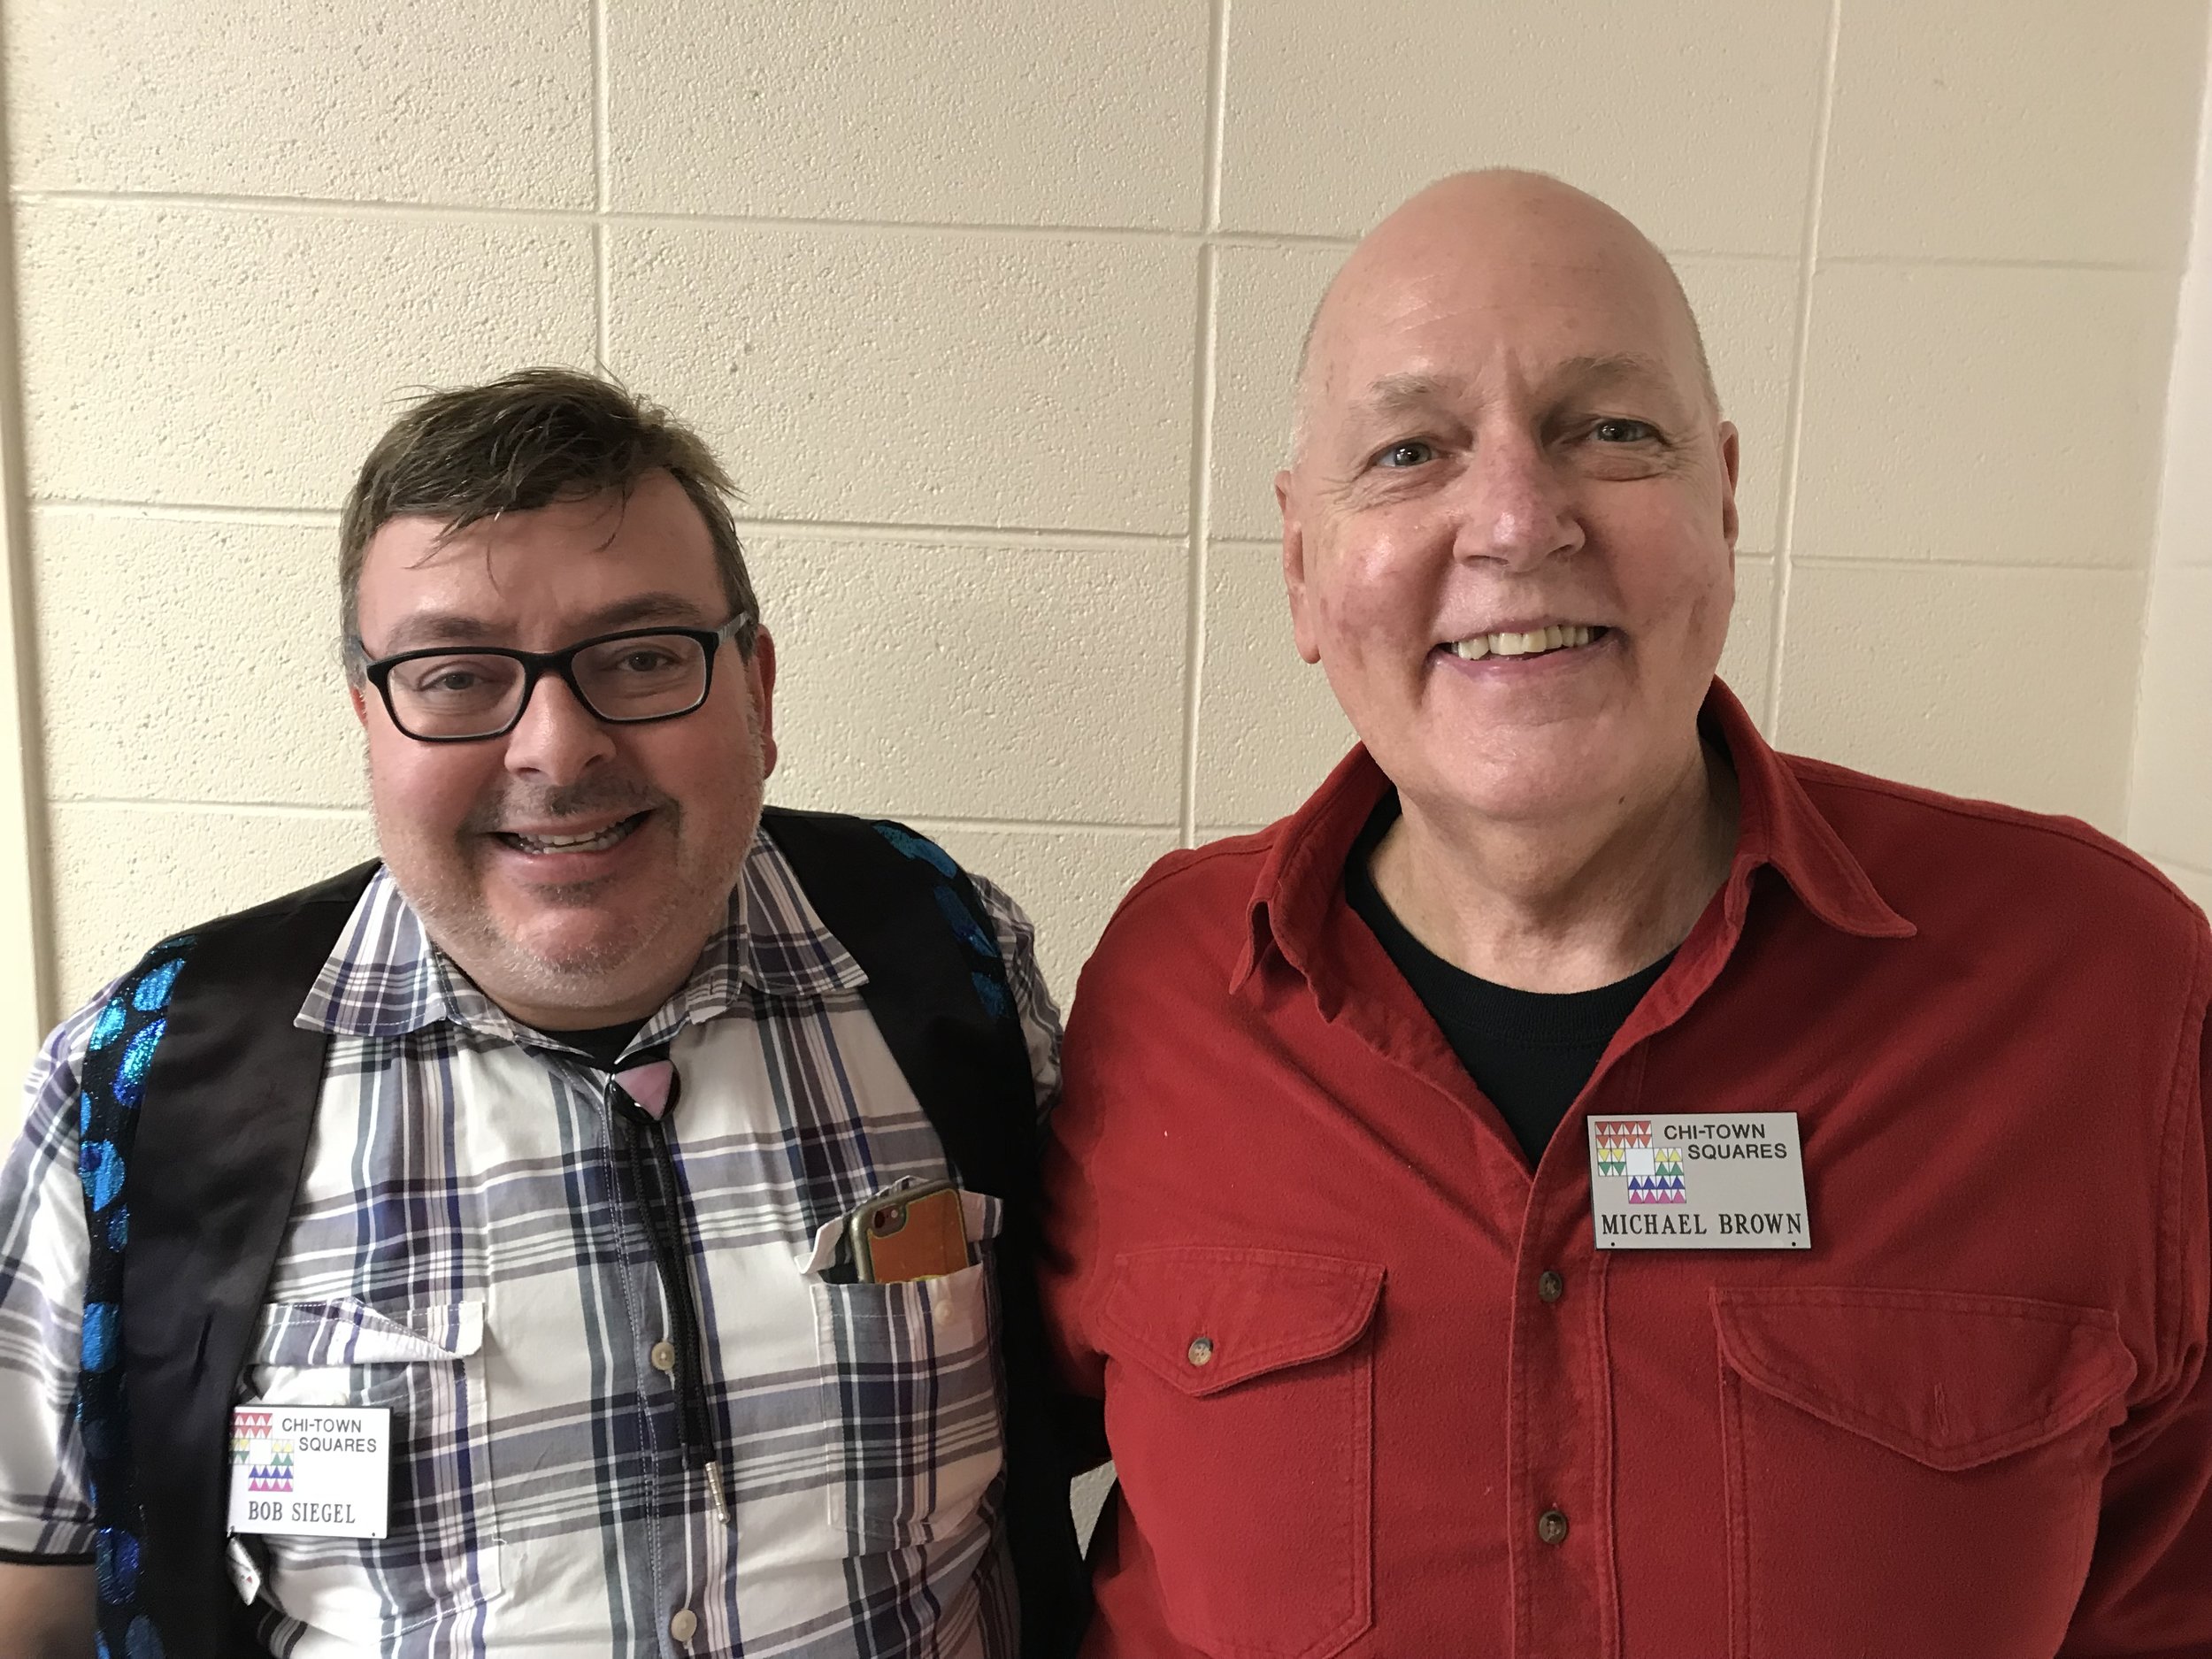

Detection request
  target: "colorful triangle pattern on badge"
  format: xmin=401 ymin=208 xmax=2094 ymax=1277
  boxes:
xmin=1594 ymin=1119 xmax=1651 ymax=1178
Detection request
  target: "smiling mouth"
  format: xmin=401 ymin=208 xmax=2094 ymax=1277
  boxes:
xmin=495 ymin=811 xmax=650 ymax=856
xmin=1447 ymin=624 xmax=1609 ymax=663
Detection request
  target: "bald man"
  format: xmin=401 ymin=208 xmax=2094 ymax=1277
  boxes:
xmin=1039 ymin=172 xmax=2211 ymax=1659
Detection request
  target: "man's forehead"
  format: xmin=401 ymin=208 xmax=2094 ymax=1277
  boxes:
xmin=354 ymin=480 xmax=723 ymax=638
xmin=1316 ymin=297 xmax=1698 ymax=426
xmin=1299 ymin=175 xmax=1711 ymax=431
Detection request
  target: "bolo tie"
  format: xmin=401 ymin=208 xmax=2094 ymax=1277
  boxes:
xmin=604 ymin=1051 xmax=733 ymax=1525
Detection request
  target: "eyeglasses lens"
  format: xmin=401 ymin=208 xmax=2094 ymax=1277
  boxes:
xmin=387 ymin=634 xmax=710 ymax=740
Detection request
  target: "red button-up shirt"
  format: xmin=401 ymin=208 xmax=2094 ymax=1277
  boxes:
xmin=1041 ymin=683 xmax=2212 ymax=1659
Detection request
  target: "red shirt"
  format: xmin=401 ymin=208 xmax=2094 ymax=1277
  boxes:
xmin=1041 ymin=683 xmax=2212 ymax=1659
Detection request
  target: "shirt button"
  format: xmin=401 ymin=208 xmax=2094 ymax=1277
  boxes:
xmin=649 ymin=1340 xmax=677 ymax=1375
xmin=1187 ymin=1336 xmax=1216 ymax=1367
xmin=670 ymin=1607 xmax=698 ymax=1644
xmin=1537 ymin=1270 xmax=1566 ymax=1303
xmin=1537 ymin=1508 xmax=1571 ymax=1547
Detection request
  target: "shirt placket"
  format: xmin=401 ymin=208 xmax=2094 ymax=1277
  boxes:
xmin=602 ymin=1064 xmax=722 ymax=1655
xmin=1507 ymin=1048 xmax=1642 ymax=1659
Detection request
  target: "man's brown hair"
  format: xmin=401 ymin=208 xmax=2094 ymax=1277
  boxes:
xmin=340 ymin=367 xmax=759 ymax=675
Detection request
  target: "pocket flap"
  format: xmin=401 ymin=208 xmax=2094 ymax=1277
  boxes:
xmin=1097 ymin=1247 xmax=1383 ymax=1398
xmin=251 ymin=1299 xmax=485 ymax=1368
xmin=1712 ymin=1286 xmax=2136 ymax=1471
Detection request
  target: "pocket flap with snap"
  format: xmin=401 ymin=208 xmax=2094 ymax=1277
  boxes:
xmin=251 ymin=1299 xmax=485 ymax=1368
xmin=1712 ymin=1286 xmax=2136 ymax=1471
xmin=1097 ymin=1247 xmax=1384 ymax=1399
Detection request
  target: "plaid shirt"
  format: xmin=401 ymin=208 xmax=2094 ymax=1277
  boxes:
xmin=0 ymin=827 xmax=1061 ymax=1657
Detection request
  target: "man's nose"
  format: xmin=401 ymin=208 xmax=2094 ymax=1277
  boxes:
xmin=501 ymin=672 xmax=618 ymax=783
xmin=1453 ymin=433 xmax=1584 ymax=570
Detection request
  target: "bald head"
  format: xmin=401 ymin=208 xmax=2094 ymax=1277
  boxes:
xmin=1290 ymin=170 xmax=1716 ymax=463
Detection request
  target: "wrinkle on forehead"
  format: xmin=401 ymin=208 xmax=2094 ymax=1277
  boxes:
xmin=1290 ymin=170 xmax=1716 ymax=461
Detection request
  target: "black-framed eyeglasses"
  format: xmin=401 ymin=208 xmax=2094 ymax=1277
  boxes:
xmin=354 ymin=615 xmax=752 ymax=742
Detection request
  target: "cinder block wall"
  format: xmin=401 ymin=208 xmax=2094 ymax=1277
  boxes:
xmin=2132 ymin=78 xmax=2212 ymax=918
xmin=3 ymin=1 xmax=2208 ymax=1075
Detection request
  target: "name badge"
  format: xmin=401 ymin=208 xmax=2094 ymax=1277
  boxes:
xmin=227 ymin=1405 xmax=392 ymax=1538
xmin=1587 ymin=1113 xmax=1811 ymax=1250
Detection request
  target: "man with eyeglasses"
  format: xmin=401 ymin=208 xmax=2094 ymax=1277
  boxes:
xmin=0 ymin=369 xmax=1090 ymax=1658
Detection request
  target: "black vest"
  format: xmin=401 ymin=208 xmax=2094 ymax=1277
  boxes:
xmin=88 ymin=807 xmax=1092 ymax=1657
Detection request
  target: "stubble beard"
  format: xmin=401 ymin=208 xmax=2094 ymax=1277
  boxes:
xmin=390 ymin=775 xmax=764 ymax=1023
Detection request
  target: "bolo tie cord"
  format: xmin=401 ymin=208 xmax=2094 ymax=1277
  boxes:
xmin=606 ymin=1056 xmax=733 ymax=1527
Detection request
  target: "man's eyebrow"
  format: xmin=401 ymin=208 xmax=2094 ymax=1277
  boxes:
xmin=1551 ymin=351 xmax=1678 ymax=394
xmin=374 ymin=592 xmax=715 ymax=652
xmin=1349 ymin=356 xmax=1682 ymax=417
xmin=1348 ymin=373 xmax=1458 ymax=421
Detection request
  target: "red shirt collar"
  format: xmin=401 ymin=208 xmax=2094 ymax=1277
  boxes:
xmin=1233 ymin=679 xmax=1914 ymax=998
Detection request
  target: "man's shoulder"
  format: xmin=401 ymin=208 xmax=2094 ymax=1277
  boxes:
xmin=1788 ymin=753 xmax=2208 ymax=947
xmin=1084 ymin=828 xmax=1279 ymax=978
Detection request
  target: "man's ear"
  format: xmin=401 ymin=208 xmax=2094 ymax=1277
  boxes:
xmin=1278 ymin=470 xmax=1323 ymax=666
xmin=1717 ymin=420 xmax=1741 ymax=552
xmin=749 ymin=627 xmax=779 ymax=779
xmin=349 ymin=681 xmax=370 ymax=728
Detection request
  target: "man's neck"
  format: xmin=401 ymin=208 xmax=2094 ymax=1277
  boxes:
xmin=1369 ymin=740 xmax=1740 ymax=994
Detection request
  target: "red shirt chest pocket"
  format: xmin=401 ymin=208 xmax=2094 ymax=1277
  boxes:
xmin=1095 ymin=1247 xmax=1385 ymax=1659
xmin=1711 ymin=1286 xmax=2137 ymax=1659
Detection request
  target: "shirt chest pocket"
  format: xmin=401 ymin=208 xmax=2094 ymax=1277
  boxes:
xmin=1096 ymin=1247 xmax=1385 ymax=1659
xmin=1712 ymin=1286 xmax=2135 ymax=1659
xmin=237 ymin=1299 xmax=503 ymax=1631
xmin=807 ymin=1199 xmax=1008 ymax=1552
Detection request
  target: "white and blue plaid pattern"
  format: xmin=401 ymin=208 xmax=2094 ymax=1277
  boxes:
xmin=0 ymin=826 xmax=1061 ymax=1658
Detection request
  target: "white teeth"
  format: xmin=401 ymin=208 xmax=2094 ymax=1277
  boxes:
xmin=508 ymin=817 xmax=640 ymax=855
xmin=1449 ymin=625 xmax=1597 ymax=660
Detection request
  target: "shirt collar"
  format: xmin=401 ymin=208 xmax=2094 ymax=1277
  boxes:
xmin=1233 ymin=678 xmax=1914 ymax=998
xmin=296 ymin=829 xmax=870 ymax=1041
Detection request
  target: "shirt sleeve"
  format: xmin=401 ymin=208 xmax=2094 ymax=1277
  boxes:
xmin=966 ymin=872 xmax=1063 ymax=1129
xmin=0 ymin=995 xmax=110 ymax=1562
xmin=2061 ymin=933 xmax=2212 ymax=1655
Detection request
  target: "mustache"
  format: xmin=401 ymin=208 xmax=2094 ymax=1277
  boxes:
xmin=462 ymin=779 xmax=672 ymax=835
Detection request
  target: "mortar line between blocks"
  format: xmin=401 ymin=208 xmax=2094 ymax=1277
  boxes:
xmin=896 ymin=817 xmax=1182 ymax=838
xmin=1201 ymin=0 xmax=1232 ymax=233
xmin=28 ymin=500 xmax=1184 ymax=547
xmin=591 ymin=0 xmax=611 ymax=363
xmin=54 ymin=798 xmax=1182 ymax=837
xmin=1178 ymin=246 xmax=1223 ymax=849
xmin=592 ymin=0 xmax=611 ymax=217
xmin=1763 ymin=0 xmax=1843 ymax=737
xmin=594 ymin=219 xmax=611 ymax=369
xmin=55 ymin=799 xmax=368 ymax=820
xmin=8 ymin=192 xmax=1955 ymax=270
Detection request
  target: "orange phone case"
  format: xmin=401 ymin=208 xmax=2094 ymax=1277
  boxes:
xmin=860 ymin=1187 xmax=971 ymax=1283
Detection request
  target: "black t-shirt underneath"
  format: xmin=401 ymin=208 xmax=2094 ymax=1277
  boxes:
xmin=530 ymin=1018 xmax=649 ymax=1071
xmin=1344 ymin=795 xmax=1671 ymax=1166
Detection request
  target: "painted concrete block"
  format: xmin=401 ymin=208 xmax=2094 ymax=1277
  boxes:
xmin=5 ymin=0 xmax=592 ymax=206
xmin=1218 ymin=0 xmax=1829 ymax=253
xmin=1793 ymin=263 xmax=2174 ymax=566
xmin=33 ymin=510 xmax=363 ymax=807
xmin=609 ymin=225 xmax=1194 ymax=534
xmin=1822 ymin=0 xmax=2207 ymax=265
xmin=2129 ymin=566 xmax=2212 ymax=871
xmin=17 ymin=204 xmax=595 ymax=508
xmin=750 ymin=534 xmax=1186 ymax=825
xmin=1776 ymin=561 xmax=2144 ymax=832
xmin=608 ymin=0 xmax=1207 ymax=227
xmin=49 ymin=803 xmax=376 ymax=1009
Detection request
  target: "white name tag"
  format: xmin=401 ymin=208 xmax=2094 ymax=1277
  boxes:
xmin=1587 ymin=1113 xmax=1811 ymax=1250
xmin=227 ymin=1405 xmax=392 ymax=1539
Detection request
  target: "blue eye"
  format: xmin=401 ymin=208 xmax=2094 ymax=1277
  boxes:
xmin=1593 ymin=419 xmax=1655 ymax=444
xmin=1374 ymin=441 xmax=1435 ymax=469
